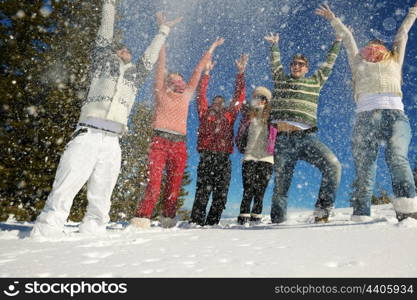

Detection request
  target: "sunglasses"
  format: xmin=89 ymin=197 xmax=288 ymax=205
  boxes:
xmin=254 ymin=95 xmax=268 ymax=101
xmin=291 ymin=61 xmax=307 ymax=68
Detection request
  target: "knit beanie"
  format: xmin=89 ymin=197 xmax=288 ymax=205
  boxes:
xmin=253 ymin=86 xmax=272 ymax=101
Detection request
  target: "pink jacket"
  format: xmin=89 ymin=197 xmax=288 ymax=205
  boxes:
xmin=152 ymin=46 xmax=212 ymax=135
xmin=266 ymin=125 xmax=278 ymax=155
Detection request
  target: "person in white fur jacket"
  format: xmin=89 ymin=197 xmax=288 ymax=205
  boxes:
xmin=31 ymin=0 xmax=182 ymax=239
xmin=316 ymin=2 xmax=417 ymax=222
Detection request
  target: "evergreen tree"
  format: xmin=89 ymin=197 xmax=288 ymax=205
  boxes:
xmin=0 ymin=1 xmax=191 ymax=222
xmin=0 ymin=0 xmax=102 ymax=221
xmin=110 ymin=102 xmax=192 ymax=222
xmin=109 ymin=102 xmax=154 ymax=222
xmin=371 ymin=191 xmax=391 ymax=205
xmin=413 ymin=163 xmax=417 ymax=192
xmin=153 ymin=166 xmax=192 ymax=221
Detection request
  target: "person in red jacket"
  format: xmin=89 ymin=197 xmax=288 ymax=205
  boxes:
xmin=190 ymin=54 xmax=248 ymax=226
xmin=130 ymin=36 xmax=225 ymax=229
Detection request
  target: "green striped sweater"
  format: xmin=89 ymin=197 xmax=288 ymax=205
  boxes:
xmin=269 ymin=41 xmax=341 ymax=127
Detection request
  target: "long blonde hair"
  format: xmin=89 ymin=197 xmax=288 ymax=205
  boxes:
xmin=367 ymin=39 xmax=397 ymax=61
xmin=248 ymin=101 xmax=271 ymax=124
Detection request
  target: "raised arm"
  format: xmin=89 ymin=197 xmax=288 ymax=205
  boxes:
xmin=95 ymin=0 xmax=117 ymax=47
xmin=135 ymin=13 xmax=182 ymax=91
xmin=154 ymin=45 xmax=167 ymax=96
xmin=316 ymin=4 xmax=359 ymax=67
xmin=140 ymin=12 xmax=183 ymax=71
xmin=314 ymin=39 xmax=342 ymax=86
xmin=265 ymin=33 xmax=285 ymax=81
xmin=228 ymin=54 xmax=248 ymax=116
xmin=186 ymin=37 xmax=224 ymax=94
xmin=196 ymin=61 xmax=214 ymax=119
xmin=392 ymin=3 xmax=417 ymax=66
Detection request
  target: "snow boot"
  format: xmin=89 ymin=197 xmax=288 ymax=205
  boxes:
xmin=237 ymin=214 xmax=250 ymax=225
xmin=250 ymin=213 xmax=262 ymax=225
xmin=314 ymin=216 xmax=329 ymax=223
xmin=159 ymin=216 xmax=177 ymax=228
xmin=392 ymin=197 xmax=417 ymax=222
xmin=79 ymin=219 xmax=107 ymax=235
xmin=313 ymin=207 xmax=332 ymax=223
xmin=129 ymin=217 xmax=151 ymax=229
xmin=30 ymin=223 xmax=65 ymax=240
xmin=350 ymin=215 xmax=373 ymax=222
xmin=396 ymin=211 xmax=417 ymax=222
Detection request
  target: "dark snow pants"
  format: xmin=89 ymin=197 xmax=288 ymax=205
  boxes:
xmin=239 ymin=160 xmax=273 ymax=216
xmin=190 ymin=151 xmax=231 ymax=226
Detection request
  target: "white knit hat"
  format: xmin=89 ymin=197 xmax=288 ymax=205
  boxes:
xmin=253 ymin=86 xmax=272 ymax=101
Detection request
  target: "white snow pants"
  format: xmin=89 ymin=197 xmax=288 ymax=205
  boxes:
xmin=31 ymin=128 xmax=121 ymax=237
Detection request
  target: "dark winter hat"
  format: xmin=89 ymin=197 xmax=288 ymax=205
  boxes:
xmin=291 ymin=53 xmax=309 ymax=67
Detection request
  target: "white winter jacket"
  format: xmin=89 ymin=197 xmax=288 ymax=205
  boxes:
xmin=78 ymin=0 xmax=170 ymax=133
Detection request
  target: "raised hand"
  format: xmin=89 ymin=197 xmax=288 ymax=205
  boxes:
xmin=264 ymin=33 xmax=279 ymax=44
xmin=156 ymin=12 xmax=183 ymax=28
xmin=315 ymin=4 xmax=336 ymax=21
xmin=208 ymin=37 xmax=225 ymax=54
xmin=235 ymin=54 xmax=249 ymax=74
xmin=204 ymin=60 xmax=215 ymax=75
xmin=165 ymin=16 xmax=183 ymax=28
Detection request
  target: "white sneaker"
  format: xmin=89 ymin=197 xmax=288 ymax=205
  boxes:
xmin=129 ymin=217 xmax=151 ymax=229
xmin=351 ymin=215 xmax=373 ymax=222
xmin=159 ymin=216 xmax=177 ymax=228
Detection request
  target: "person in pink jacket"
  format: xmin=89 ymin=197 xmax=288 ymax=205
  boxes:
xmin=131 ymin=37 xmax=225 ymax=229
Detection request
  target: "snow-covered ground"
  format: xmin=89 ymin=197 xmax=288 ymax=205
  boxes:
xmin=1 ymin=204 xmax=417 ymax=278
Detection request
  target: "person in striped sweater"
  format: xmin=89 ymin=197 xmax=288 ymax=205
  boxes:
xmin=265 ymin=29 xmax=342 ymax=224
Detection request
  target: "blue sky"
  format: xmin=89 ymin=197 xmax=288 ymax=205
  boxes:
xmin=118 ymin=0 xmax=417 ymax=216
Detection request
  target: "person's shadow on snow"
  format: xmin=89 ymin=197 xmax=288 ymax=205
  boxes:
xmin=0 ymin=223 xmax=32 ymax=238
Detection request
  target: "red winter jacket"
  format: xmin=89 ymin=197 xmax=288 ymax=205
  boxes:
xmin=197 ymin=73 xmax=246 ymax=154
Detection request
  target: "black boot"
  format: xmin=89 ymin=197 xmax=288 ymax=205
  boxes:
xmin=313 ymin=206 xmax=332 ymax=224
xmin=314 ymin=216 xmax=329 ymax=223
xmin=237 ymin=215 xmax=250 ymax=225
xmin=396 ymin=211 xmax=417 ymax=221
xmin=250 ymin=214 xmax=262 ymax=225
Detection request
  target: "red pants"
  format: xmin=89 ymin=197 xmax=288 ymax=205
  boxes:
xmin=136 ymin=136 xmax=187 ymax=218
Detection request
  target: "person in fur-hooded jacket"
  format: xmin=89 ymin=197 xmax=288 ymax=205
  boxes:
xmin=236 ymin=86 xmax=274 ymax=225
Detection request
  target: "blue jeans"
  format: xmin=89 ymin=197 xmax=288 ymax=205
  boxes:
xmin=351 ymin=109 xmax=416 ymax=216
xmin=271 ymin=131 xmax=341 ymax=223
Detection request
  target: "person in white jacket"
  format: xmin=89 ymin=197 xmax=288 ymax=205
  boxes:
xmin=31 ymin=0 xmax=181 ymax=238
xmin=316 ymin=2 xmax=417 ymax=222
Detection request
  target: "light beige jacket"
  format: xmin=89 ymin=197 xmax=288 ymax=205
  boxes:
xmin=330 ymin=7 xmax=417 ymax=101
